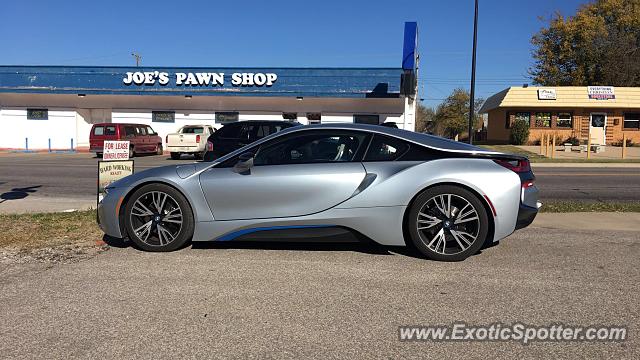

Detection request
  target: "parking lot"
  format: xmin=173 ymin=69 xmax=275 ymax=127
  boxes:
xmin=0 ymin=222 xmax=638 ymax=358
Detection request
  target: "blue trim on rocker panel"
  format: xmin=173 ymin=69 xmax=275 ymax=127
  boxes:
xmin=217 ymin=225 xmax=336 ymax=241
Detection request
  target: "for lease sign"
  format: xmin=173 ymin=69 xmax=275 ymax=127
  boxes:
xmin=103 ymin=141 xmax=130 ymax=161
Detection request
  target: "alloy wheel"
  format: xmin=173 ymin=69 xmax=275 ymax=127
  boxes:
xmin=129 ymin=191 xmax=183 ymax=247
xmin=416 ymin=193 xmax=480 ymax=255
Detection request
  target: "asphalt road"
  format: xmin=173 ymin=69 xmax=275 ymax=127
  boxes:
xmin=0 ymin=224 xmax=638 ymax=358
xmin=0 ymin=153 xmax=639 ymax=212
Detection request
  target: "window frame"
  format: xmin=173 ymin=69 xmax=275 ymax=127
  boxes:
xmin=556 ymin=112 xmax=573 ymax=128
xmin=623 ymin=112 xmax=640 ymax=130
xmin=363 ymin=134 xmax=411 ymax=162
xmin=533 ymin=112 xmax=552 ymax=128
xmin=215 ymin=129 xmax=371 ymax=168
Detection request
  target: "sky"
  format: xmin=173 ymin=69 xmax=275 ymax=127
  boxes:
xmin=0 ymin=0 xmax=586 ymax=108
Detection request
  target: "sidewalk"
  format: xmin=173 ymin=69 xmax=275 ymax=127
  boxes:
xmin=0 ymin=196 xmax=95 ymax=214
xmin=531 ymin=212 xmax=640 ymax=232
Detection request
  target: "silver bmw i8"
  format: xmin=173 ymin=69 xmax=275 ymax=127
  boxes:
xmin=98 ymin=124 xmax=540 ymax=261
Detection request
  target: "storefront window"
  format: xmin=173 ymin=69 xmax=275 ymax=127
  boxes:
xmin=535 ymin=112 xmax=551 ymax=127
xmin=624 ymin=113 xmax=640 ymax=130
xmin=557 ymin=113 xmax=572 ymax=128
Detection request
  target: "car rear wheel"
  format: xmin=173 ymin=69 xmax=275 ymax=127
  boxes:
xmin=124 ymin=183 xmax=194 ymax=252
xmin=156 ymin=144 xmax=163 ymax=155
xmin=407 ymin=185 xmax=488 ymax=261
xmin=170 ymin=152 xmax=181 ymax=160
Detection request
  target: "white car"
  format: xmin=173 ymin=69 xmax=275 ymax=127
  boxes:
xmin=166 ymin=125 xmax=215 ymax=159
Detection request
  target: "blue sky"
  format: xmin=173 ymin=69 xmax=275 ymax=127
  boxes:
xmin=1 ymin=0 xmax=586 ymax=107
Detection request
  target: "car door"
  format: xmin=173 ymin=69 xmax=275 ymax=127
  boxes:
xmin=136 ymin=126 xmax=149 ymax=152
xmin=199 ymin=129 xmax=370 ymax=220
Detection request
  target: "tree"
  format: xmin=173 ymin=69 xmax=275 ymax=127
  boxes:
xmin=530 ymin=0 xmax=640 ymax=86
xmin=433 ymin=88 xmax=484 ymax=139
xmin=415 ymin=103 xmax=436 ymax=133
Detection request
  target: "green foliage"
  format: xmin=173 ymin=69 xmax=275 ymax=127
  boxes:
xmin=433 ymin=88 xmax=483 ymax=138
xmin=530 ymin=0 xmax=640 ymax=86
xmin=509 ymin=119 xmax=530 ymax=145
xmin=415 ymin=103 xmax=436 ymax=133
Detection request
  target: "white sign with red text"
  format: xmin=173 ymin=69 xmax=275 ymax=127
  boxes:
xmin=103 ymin=141 xmax=130 ymax=161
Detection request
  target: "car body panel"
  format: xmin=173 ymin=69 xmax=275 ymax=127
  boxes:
xmin=98 ymin=123 xmax=538 ymax=249
xmin=199 ymin=162 xmax=366 ymax=220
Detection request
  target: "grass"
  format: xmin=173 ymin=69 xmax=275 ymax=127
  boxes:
xmin=539 ymin=201 xmax=640 ymax=213
xmin=0 ymin=210 xmax=103 ymax=250
xmin=479 ymin=145 xmax=640 ymax=163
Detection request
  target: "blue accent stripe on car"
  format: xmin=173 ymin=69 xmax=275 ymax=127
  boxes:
xmin=217 ymin=225 xmax=335 ymax=241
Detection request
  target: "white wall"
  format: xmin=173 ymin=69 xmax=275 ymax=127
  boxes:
xmin=0 ymin=108 xmax=77 ymax=150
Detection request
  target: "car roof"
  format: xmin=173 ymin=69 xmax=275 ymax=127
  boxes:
xmin=92 ymin=123 xmax=149 ymax=127
xmin=279 ymin=123 xmax=500 ymax=155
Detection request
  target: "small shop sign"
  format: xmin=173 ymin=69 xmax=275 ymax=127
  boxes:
xmin=588 ymin=86 xmax=615 ymax=100
xmin=97 ymin=160 xmax=134 ymax=203
xmin=537 ymin=89 xmax=557 ymax=100
xmin=103 ymin=141 xmax=130 ymax=161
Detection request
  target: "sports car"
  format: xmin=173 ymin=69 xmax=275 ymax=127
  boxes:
xmin=98 ymin=124 xmax=540 ymax=261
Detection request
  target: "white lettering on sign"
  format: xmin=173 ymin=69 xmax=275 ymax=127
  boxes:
xmin=103 ymin=141 xmax=130 ymax=161
xmin=123 ymin=71 xmax=277 ymax=87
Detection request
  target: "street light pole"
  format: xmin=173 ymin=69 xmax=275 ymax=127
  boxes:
xmin=468 ymin=0 xmax=478 ymax=144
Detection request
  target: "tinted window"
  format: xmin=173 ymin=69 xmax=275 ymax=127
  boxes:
xmin=182 ymin=127 xmax=204 ymax=134
xmin=216 ymin=123 xmax=243 ymax=138
xmin=124 ymin=126 xmax=136 ymax=137
xmin=137 ymin=126 xmax=147 ymax=136
xmin=254 ymin=131 xmax=368 ymax=166
xmin=104 ymin=126 xmax=116 ymax=135
xmin=146 ymin=126 xmax=157 ymax=135
xmin=364 ymin=134 xmax=410 ymax=161
xmin=256 ymin=125 xmax=271 ymax=138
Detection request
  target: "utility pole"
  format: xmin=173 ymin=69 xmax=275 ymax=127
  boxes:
xmin=468 ymin=0 xmax=478 ymax=144
xmin=131 ymin=52 xmax=142 ymax=67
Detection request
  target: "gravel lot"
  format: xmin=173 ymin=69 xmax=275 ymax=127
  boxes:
xmin=0 ymin=224 xmax=638 ymax=358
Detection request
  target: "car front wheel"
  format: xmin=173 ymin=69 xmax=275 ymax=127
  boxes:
xmin=407 ymin=185 xmax=489 ymax=261
xmin=124 ymin=183 xmax=194 ymax=252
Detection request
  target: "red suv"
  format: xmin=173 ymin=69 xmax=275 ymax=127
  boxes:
xmin=90 ymin=123 xmax=163 ymax=158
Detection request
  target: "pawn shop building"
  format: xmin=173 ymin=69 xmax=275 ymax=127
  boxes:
xmin=0 ymin=22 xmax=419 ymax=152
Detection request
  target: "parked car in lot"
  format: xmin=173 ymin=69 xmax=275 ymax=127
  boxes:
xmin=98 ymin=123 xmax=540 ymax=261
xmin=90 ymin=123 xmax=163 ymax=158
xmin=166 ymin=125 xmax=215 ymax=160
xmin=203 ymin=120 xmax=300 ymax=161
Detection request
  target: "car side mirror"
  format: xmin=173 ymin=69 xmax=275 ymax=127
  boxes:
xmin=233 ymin=152 xmax=255 ymax=174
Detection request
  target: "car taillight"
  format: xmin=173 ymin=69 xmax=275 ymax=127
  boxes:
xmin=493 ymin=158 xmax=531 ymax=173
xmin=196 ymin=135 xmax=201 ymax=143
xmin=207 ymin=141 xmax=214 ymax=151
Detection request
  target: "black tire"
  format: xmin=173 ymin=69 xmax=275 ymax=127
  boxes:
xmin=96 ymin=152 xmax=103 ymax=158
xmin=170 ymin=152 xmax=181 ymax=160
xmin=194 ymin=151 xmax=206 ymax=160
xmin=407 ymin=185 xmax=489 ymax=261
xmin=124 ymin=183 xmax=194 ymax=252
xmin=156 ymin=144 xmax=163 ymax=155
